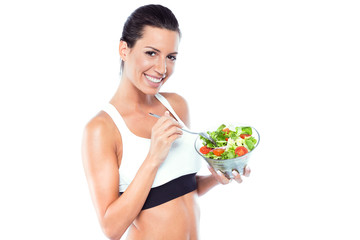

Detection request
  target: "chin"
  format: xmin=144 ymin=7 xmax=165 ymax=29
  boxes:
xmin=141 ymin=86 xmax=162 ymax=96
xmin=142 ymin=80 xmax=166 ymax=95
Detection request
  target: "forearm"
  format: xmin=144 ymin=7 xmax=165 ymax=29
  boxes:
xmin=102 ymin=156 xmax=159 ymax=239
xmin=196 ymin=174 xmax=219 ymax=196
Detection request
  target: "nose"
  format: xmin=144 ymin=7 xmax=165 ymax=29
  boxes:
xmin=155 ymin=57 xmax=167 ymax=77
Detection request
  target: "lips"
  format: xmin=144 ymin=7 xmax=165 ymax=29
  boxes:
xmin=144 ymin=74 xmax=163 ymax=83
xmin=144 ymin=73 xmax=165 ymax=88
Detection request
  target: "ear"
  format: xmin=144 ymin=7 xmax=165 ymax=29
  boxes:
xmin=119 ymin=40 xmax=130 ymax=61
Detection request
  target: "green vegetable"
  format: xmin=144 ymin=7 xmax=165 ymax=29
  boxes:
xmin=245 ymin=137 xmax=257 ymax=151
xmin=241 ymin=127 xmax=252 ymax=135
xmin=200 ymin=124 xmax=257 ymax=160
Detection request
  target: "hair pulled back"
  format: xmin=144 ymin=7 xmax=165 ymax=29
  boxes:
xmin=120 ymin=4 xmax=181 ymax=48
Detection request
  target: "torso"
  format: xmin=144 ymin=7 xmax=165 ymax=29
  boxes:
xmin=103 ymin=92 xmax=200 ymax=239
xmin=127 ymin=191 xmax=200 ymax=240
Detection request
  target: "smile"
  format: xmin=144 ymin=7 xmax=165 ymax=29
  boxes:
xmin=145 ymin=74 xmax=163 ymax=83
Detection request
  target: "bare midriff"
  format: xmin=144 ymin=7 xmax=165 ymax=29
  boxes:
xmin=126 ymin=190 xmax=199 ymax=240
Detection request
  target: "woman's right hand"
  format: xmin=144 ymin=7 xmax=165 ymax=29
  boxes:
xmin=148 ymin=111 xmax=183 ymax=166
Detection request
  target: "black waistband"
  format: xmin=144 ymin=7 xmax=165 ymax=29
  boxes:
xmin=120 ymin=173 xmax=197 ymax=210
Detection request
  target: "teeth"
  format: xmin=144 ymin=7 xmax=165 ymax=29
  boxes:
xmin=145 ymin=74 xmax=162 ymax=83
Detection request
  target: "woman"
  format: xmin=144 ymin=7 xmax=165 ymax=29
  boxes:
xmin=82 ymin=4 xmax=250 ymax=240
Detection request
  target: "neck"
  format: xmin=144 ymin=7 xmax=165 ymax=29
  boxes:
xmin=110 ymin=76 xmax=158 ymax=113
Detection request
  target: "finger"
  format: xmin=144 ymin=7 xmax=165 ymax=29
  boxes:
xmin=167 ymin=125 xmax=183 ymax=136
xmin=207 ymin=166 xmax=228 ymax=184
xmin=158 ymin=115 xmax=183 ymax=132
xmin=166 ymin=129 xmax=183 ymax=144
xmin=217 ymin=170 xmax=231 ymax=184
xmin=154 ymin=127 xmax=182 ymax=147
xmin=159 ymin=124 xmax=183 ymax=141
xmin=153 ymin=111 xmax=177 ymax=127
xmin=207 ymin=165 xmax=218 ymax=178
xmin=244 ymin=165 xmax=251 ymax=177
xmin=232 ymin=170 xmax=243 ymax=183
xmin=153 ymin=120 xmax=180 ymax=138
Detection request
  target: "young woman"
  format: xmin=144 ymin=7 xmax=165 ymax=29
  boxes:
xmin=82 ymin=4 xmax=250 ymax=240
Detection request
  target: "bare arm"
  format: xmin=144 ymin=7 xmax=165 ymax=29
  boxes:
xmin=196 ymin=166 xmax=252 ymax=196
xmin=82 ymin=112 xmax=182 ymax=240
xmin=196 ymin=174 xmax=219 ymax=196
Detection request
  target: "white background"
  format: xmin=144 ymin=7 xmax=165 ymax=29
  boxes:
xmin=1 ymin=0 xmax=359 ymax=239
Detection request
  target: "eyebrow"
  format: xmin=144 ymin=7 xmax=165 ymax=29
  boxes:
xmin=145 ymin=46 xmax=178 ymax=55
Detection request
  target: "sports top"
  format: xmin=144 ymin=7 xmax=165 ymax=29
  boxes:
xmin=102 ymin=93 xmax=202 ymax=209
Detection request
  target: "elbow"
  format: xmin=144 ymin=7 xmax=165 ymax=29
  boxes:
xmin=102 ymin=225 xmax=122 ymax=240
xmin=100 ymin=203 xmax=133 ymax=239
xmin=101 ymin=219 xmax=126 ymax=240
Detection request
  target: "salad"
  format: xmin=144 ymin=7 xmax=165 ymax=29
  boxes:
xmin=199 ymin=124 xmax=257 ymax=160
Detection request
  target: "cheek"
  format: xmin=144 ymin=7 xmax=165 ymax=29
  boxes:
xmin=166 ymin=62 xmax=175 ymax=74
xmin=134 ymin=56 xmax=152 ymax=72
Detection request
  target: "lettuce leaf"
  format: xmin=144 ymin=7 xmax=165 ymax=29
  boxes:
xmin=245 ymin=137 xmax=257 ymax=150
xmin=241 ymin=127 xmax=252 ymax=135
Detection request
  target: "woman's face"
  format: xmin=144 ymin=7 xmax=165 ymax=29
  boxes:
xmin=121 ymin=26 xmax=180 ymax=95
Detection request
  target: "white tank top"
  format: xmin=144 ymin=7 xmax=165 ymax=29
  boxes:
xmin=102 ymin=93 xmax=202 ymax=192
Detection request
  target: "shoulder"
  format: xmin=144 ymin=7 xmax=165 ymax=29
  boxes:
xmin=84 ymin=112 xmax=114 ymax=138
xmin=82 ymin=111 xmax=121 ymax=154
xmin=159 ymin=92 xmax=190 ymax=127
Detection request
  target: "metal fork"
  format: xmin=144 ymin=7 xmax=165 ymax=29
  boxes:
xmin=148 ymin=112 xmax=217 ymax=146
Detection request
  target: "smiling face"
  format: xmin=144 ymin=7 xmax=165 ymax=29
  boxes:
xmin=120 ymin=26 xmax=180 ymax=95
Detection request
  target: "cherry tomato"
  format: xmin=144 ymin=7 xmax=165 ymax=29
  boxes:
xmin=240 ymin=134 xmax=251 ymax=139
xmin=213 ymin=148 xmax=225 ymax=156
xmin=225 ymin=138 xmax=228 ymax=141
xmin=200 ymin=146 xmax=212 ymax=154
xmin=235 ymin=146 xmax=248 ymax=157
xmin=222 ymin=128 xmax=230 ymax=134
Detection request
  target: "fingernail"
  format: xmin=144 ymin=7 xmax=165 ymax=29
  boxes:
xmin=232 ymin=170 xmax=239 ymax=177
xmin=245 ymin=166 xmax=251 ymax=176
xmin=216 ymin=170 xmax=222 ymax=176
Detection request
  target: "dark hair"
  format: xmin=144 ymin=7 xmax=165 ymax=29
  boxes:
xmin=120 ymin=4 xmax=181 ymax=48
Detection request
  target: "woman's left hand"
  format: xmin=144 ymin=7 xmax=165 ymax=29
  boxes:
xmin=207 ymin=165 xmax=251 ymax=185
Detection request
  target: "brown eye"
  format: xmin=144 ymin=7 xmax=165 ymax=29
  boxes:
xmin=167 ymin=55 xmax=177 ymax=61
xmin=145 ymin=51 xmax=156 ymax=57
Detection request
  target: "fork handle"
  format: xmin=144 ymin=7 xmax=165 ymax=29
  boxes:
xmin=149 ymin=113 xmax=197 ymax=134
xmin=180 ymin=128 xmax=198 ymax=135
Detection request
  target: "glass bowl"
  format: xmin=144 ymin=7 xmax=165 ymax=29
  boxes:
xmin=194 ymin=125 xmax=260 ymax=179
